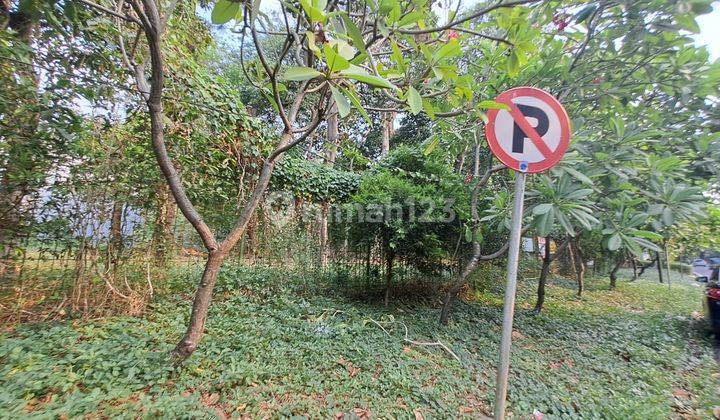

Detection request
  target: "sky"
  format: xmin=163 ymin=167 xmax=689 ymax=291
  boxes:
xmin=252 ymin=0 xmax=720 ymax=61
xmin=696 ymin=4 xmax=720 ymax=60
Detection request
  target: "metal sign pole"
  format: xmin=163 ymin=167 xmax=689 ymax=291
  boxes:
xmin=493 ymin=170 xmax=527 ymax=420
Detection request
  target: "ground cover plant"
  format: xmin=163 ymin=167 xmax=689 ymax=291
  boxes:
xmin=1 ymin=264 xmax=717 ymax=418
xmin=1 ymin=0 xmax=720 ymax=417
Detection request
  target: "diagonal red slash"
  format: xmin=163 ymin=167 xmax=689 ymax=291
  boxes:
xmin=502 ymin=100 xmax=554 ymax=158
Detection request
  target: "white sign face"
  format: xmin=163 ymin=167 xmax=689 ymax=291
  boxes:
xmin=486 ymin=87 xmax=571 ymax=173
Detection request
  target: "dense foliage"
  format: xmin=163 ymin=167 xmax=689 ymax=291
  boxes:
xmin=0 ymin=0 xmax=719 ymax=416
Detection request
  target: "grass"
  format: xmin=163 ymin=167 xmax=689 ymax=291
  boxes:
xmin=0 ymin=264 xmax=718 ymax=418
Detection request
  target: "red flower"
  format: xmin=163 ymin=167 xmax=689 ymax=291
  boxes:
xmin=448 ymin=30 xmax=458 ymax=40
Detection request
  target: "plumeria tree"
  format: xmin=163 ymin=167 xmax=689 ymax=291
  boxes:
xmin=78 ymin=0 xmax=547 ymax=359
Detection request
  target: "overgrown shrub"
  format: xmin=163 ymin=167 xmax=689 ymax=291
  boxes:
xmin=345 ymin=146 xmax=469 ymax=276
xmin=670 ymin=261 xmax=692 ymax=274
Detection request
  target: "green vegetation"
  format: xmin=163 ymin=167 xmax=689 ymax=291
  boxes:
xmin=1 ymin=265 xmax=717 ymax=418
xmin=1 ymin=0 xmax=720 ymax=416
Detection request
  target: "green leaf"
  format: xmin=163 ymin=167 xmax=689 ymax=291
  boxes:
xmin=339 ymin=66 xmax=398 ymax=90
xmin=507 ymin=50 xmax=520 ymax=78
xmin=607 ymin=233 xmax=622 ymax=251
xmin=563 ymin=166 xmax=593 ymax=185
xmin=676 ymin=14 xmax=700 ymax=33
xmin=533 ymin=203 xmax=553 ymax=215
xmin=397 ymin=10 xmax=424 ymax=28
xmin=610 ymin=117 xmax=625 ymax=138
xmin=478 ymin=100 xmax=510 ymax=111
xmin=341 ymin=13 xmax=368 ymax=58
xmin=536 ymin=209 xmax=555 ymax=237
xmin=211 ymin=0 xmax=240 ymax=24
xmin=423 ymin=99 xmax=436 ymax=120
xmin=299 ymin=0 xmax=326 ymax=23
xmin=306 ymin=31 xmax=320 ymax=55
xmin=330 ymin=85 xmax=351 ymax=118
xmin=406 ymin=86 xmax=422 ymax=115
xmin=634 ymin=230 xmax=663 ymax=241
xmin=433 ymin=39 xmax=461 ymax=63
xmin=390 ymin=40 xmax=407 ymax=74
xmin=342 ymin=87 xmax=371 ymax=124
xmin=662 ymin=207 xmax=674 ymax=226
xmin=423 ymin=136 xmax=439 ymax=156
xmin=283 ymin=66 xmax=323 ymax=81
xmin=324 ymin=44 xmax=350 ymax=72
xmin=474 ymin=229 xmax=484 ymax=244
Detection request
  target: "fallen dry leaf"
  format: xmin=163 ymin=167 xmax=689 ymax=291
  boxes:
xmin=511 ymin=330 xmax=525 ymax=340
xmin=353 ymin=407 xmax=371 ymax=419
xmin=201 ymin=392 xmax=220 ymax=406
xmin=413 ymin=408 xmax=424 ymax=420
xmin=673 ymin=389 xmax=691 ymax=399
xmin=458 ymin=406 xmax=474 ymax=414
xmin=338 ymin=357 xmax=361 ymax=377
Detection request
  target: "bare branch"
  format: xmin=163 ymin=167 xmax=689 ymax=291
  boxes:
xmin=131 ymin=0 xmax=218 ymax=251
xmin=399 ymin=0 xmax=540 ymax=35
xmin=77 ymin=0 xmax=140 ymax=24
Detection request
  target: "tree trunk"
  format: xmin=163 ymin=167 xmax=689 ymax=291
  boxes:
xmin=365 ymin=241 xmax=372 ymax=280
xmin=609 ymin=258 xmax=624 ymax=289
xmin=637 ymin=256 xmax=655 ymax=278
xmin=572 ymin=241 xmax=586 ymax=297
xmin=380 ymin=112 xmax=395 ymax=158
xmin=384 ymin=250 xmax=394 ymax=307
xmin=656 ymin=251 xmax=664 ymax=283
xmin=318 ymin=202 xmax=328 ymax=268
xmin=317 ymin=108 xmax=338 ymax=269
xmin=151 ymin=183 xmax=177 ymax=265
xmin=631 ymin=258 xmax=638 ymax=280
xmin=108 ymin=201 xmax=124 ymax=272
xmin=664 ymin=241 xmax=671 ymax=286
xmin=325 ymin=103 xmax=340 ymax=164
xmin=568 ymin=239 xmax=578 ymax=280
xmin=454 ymin=145 xmax=468 ymax=173
xmin=171 ymin=250 xmax=225 ymax=360
xmin=439 ymin=145 xmax=513 ymax=325
xmin=133 ymin=3 xmax=307 ymax=361
xmin=533 ymin=237 xmax=552 ymax=313
xmin=440 ymin=255 xmax=480 ymax=325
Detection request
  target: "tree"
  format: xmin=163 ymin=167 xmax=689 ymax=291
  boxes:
xmin=647 ymin=178 xmax=706 ymax=281
xmin=0 ymin=1 xmax=119 ymax=277
xmin=346 ymin=146 xmax=467 ymax=306
xmin=79 ymin=0 xmax=540 ymax=359
xmin=526 ymin=174 xmax=598 ymax=312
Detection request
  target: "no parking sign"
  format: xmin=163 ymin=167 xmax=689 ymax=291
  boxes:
xmin=486 ymin=87 xmax=570 ymax=173
xmin=489 ymin=87 xmax=571 ymax=420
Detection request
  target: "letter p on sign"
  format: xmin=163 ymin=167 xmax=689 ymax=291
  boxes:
xmin=486 ymin=87 xmax=571 ymax=173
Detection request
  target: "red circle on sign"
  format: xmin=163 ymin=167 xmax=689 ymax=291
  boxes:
xmin=485 ymin=87 xmax=570 ymax=173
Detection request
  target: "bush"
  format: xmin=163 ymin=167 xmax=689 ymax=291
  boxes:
xmin=670 ymin=261 xmax=692 ymax=274
xmin=468 ymin=262 xmax=506 ymax=294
